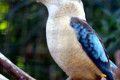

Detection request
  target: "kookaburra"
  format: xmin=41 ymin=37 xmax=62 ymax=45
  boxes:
xmin=37 ymin=0 xmax=115 ymax=80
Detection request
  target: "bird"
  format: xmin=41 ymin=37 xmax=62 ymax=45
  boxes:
xmin=37 ymin=0 xmax=115 ymax=80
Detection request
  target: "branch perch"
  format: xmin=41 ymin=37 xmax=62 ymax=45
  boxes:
xmin=114 ymin=50 xmax=120 ymax=79
xmin=0 ymin=52 xmax=36 ymax=80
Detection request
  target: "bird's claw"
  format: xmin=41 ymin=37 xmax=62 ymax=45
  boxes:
xmin=101 ymin=74 xmax=107 ymax=80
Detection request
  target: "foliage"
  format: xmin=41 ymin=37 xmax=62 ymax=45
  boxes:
xmin=0 ymin=0 xmax=120 ymax=79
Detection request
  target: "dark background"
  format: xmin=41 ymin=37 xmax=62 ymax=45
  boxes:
xmin=0 ymin=0 xmax=120 ymax=80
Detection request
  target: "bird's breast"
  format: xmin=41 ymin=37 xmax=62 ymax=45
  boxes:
xmin=46 ymin=17 xmax=102 ymax=79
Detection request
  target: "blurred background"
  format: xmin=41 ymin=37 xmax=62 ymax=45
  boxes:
xmin=0 ymin=0 xmax=120 ymax=80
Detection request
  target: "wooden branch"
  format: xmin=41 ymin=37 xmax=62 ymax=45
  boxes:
xmin=115 ymin=50 xmax=120 ymax=68
xmin=0 ymin=52 xmax=36 ymax=80
xmin=114 ymin=50 xmax=120 ymax=79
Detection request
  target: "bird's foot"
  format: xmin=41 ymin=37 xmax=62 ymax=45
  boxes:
xmin=100 ymin=74 xmax=107 ymax=80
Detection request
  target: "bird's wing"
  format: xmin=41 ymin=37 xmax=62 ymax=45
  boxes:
xmin=70 ymin=17 xmax=114 ymax=80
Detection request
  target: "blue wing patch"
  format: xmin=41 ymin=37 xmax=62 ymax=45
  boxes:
xmin=70 ymin=17 xmax=114 ymax=80
xmin=71 ymin=20 xmax=108 ymax=62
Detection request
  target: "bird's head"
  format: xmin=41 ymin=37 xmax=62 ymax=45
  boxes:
xmin=36 ymin=0 xmax=86 ymax=20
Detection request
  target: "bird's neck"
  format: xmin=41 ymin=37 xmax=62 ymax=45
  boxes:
xmin=46 ymin=2 xmax=86 ymax=20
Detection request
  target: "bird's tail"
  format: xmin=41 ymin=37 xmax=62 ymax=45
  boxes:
xmin=107 ymin=72 xmax=115 ymax=80
xmin=109 ymin=60 xmax=118 ymax=71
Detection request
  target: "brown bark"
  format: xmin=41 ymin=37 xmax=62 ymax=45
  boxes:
xmin=114 ymin=50 xmax=120 ymax=79
xmin=0 ymin=53 xmax=36 ymax=80
xmin=115 ymin=50 xmax=120 ymax=68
